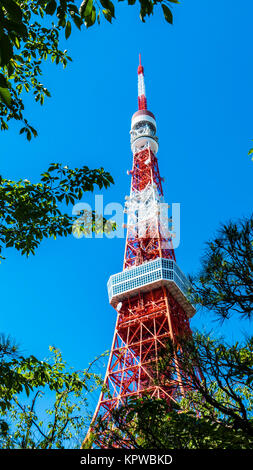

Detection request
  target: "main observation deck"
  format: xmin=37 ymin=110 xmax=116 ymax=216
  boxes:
xmin=107 ymin=258 xmax=196 ymax=318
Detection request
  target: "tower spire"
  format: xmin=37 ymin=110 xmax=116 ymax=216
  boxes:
xmin=137 ymin=53 xmax=147 ymax=110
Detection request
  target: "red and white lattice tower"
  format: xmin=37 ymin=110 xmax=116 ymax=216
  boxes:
xmin=83 ymin=56 xmax=196 ymax=447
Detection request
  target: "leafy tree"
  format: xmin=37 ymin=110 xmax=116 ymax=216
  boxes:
xmin=0 ymin=162 xmax=115 ymax=260
xmin=0 ymin=338 xmax=105 ymax=448
xmin=88 ymin=332 xmax=253 ymax=449
xmin=0 ymin=0 xmax=179 ymax=139
xmin=0 ymin=334 xmax=21 ymax=438
xmin=189 ymin=214 xmax=253 ymax=322
xmin=248 ymin=145 xmax=253 ymax=161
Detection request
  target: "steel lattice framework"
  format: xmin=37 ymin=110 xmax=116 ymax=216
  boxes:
xmin=82 ymin=56 xmax=197 ymax=448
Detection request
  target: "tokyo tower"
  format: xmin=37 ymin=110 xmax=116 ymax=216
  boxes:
xmin=83 ymin=56 xmax=196 ymax=448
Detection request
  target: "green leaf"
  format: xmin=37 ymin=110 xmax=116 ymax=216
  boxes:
xmin=85 ymin=6 xmax=96 ymax=27
xmin=0 ymin=34 xmax=13 ymax=66
xmin=29 ymin=126 xmax=38 ymax=138
xmin=0 ymin=75 xmax=12 ymax=106
xmin=0 ymin=87 xmax=12 ymax=106
xmin=0 ymin=73 xmax=8 ymax=88
xmin=102 ymin=9 xmax=112 ymax=23
xmin=5 ymin=19 xmax=28 ymax=38
xmin=80 ymin=0 xmax=93 ymax=17
xmin=1 ymin=0 xmax=23 ymax=23
xmin=162 ymin=4 xmax=173 ymax=24
xmin=65 ymin=20 xmax=72 ymax=39
xmin=72 ymin=14 xmax=83 ymax=30
xmin=1 ymin=119 xmax=8 ymax=130
xmin=100 ymin=0 xmax=115 ymax=17
xmin=68 ymin=4 xmax=79 ymax=15
xmin=45 ymin=0 xmax=57 ymax=15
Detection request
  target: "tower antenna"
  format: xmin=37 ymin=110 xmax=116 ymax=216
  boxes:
xmin=137 ymin=53 xmax=147 ymax=110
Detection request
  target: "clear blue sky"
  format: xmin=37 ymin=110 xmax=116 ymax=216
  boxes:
xmin=0 ymin=0 xmax=253 ymax=399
